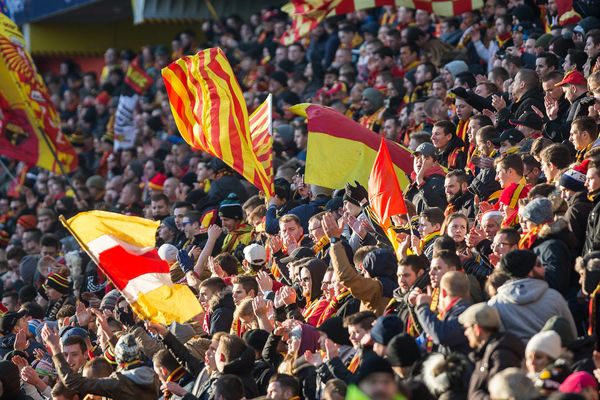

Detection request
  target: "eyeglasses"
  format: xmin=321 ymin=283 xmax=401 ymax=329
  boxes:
xmin=491 ymin=241 xmax=514 ymax=249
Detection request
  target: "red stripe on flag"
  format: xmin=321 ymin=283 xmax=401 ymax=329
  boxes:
xmin=97 ymin=246 xmax=168 ymax=291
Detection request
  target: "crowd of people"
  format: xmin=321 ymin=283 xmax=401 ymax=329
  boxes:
xmin=2 ymin=1 xmax=600 ymax=399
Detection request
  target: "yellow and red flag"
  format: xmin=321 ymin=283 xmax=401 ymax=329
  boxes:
xmin=161 ymin=48 xmax=272 ymax=197
xmin=62 ymin=211 xmax=202 ymax=324
xmin=369 ymin=137 xmax=408 ymax=249
xmin=0 ymin=13 xmax=77 ymax=173
xmin=249 ymin=94 xmax=274 ymax=197
xmin=289 ymin=103 xmax=412 ymax=190
xmin=280 ymin=0 xmax=484 ymax=44
xmin=124 ymin=61 xmax=154 ymax=95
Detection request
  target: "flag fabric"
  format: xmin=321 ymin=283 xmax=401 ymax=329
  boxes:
xmin=369 ymin=138 xmax=408 ymax=249
xmin=280 ymin=0 xmax=484 ymax=44
xmin=124 ymin=62 xmax=154 ymax=95
xmin=249 ymin=94 xmax=274 ymax=196
xmin=62 ymin=211 xmax=203 ymax=324
xmin=161 ymin=47 xmax=272 ymax=197
xmin=0 ymin=13 xmax=78 ymax=173
xmin=290 ymin=103 xmax=412 ymax=190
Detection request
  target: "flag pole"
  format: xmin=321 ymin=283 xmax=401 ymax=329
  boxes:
xmin=37 ymin=127 xmax=82 ymax=202
xmin=0 ymin=157 xmax=18 ymax=183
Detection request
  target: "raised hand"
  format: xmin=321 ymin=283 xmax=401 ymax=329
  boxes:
xmin=41 ymin=324 xmax=60 ymax=356
xmin=76 ymin=302 xmax=91 ymax=327
xmin=252 ymin=295 xmax=269 ymax=317
xmin=256 ymin=270 xmax=273 ymax=293
xmin=322 ymin=212 xmax=343 ymax=240
xmin=14 ymin=328 xmax=29 ymax=351
xmin=269 ymin=235 xmax=283 ymax=254
xmin=145 ymin=321 xmax=168 ymax=337
xmin=161 ymin=381 xmax=188 ymax=397
xmin=207 ymin=225 xmax=222 ymax=241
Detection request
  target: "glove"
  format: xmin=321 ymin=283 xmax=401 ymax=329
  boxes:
xmin=176 ymin=249 xmax=194 ymax=274
xmin=344 ymin=181 xmax=368 ymax=205
xmin=450 ymin=87 xmax=469 ymax=99
xmin=115 ymin=303 xmax=136 ymax=328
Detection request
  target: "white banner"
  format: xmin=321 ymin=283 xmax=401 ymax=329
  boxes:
xmin=113 ymin=94 xmax=138 ymax=151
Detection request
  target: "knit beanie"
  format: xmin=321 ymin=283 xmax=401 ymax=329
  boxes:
xmin=219 ymin=193 xmax=243 ymax=220
xmin=499 ymin=249 xmax=537 ymax=278
xmin=243 ymin=329 xmax=270 ymax=353
xmin=370 ymin=315 xmax=404 ymax=345
xmin=526 ymin=331 xmax=562 ymax=360
xmin=317 ymin=316 xmax=352 ymax=346
xmin=100 ymin=289 xmax=122 ymax=311
xmin=443 ymin=60 xmax=469 ymax=78
xmin=521 ymin=198 xmax=553 ymax=225
xmin=354 ymin=352 xmax=394 ymax=385
xmin=148 ymin=172 xmax=167 ymax=191
xmin=387 ymin=333 xmax=421 ymax=367
xmin=275 ymin=125 xmax=294 ymax=146
xmin=361 ymin=88 xmax=384 ymax=110
xmin=86 ymin=175 xmax=106 ymax=191
xmin=559 ymin=163 xmax=587 ymax=193
xmin=44 ymin=272 xmax=70 ymax=295
xmin=17 ymin=214 xmax=37 ymax=230
xmin=114 ymin=333 xmax=141 ymax=364
xmin=161 ymin=216 xmax=178 ymax=234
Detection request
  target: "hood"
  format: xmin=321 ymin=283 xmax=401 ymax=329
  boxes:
xmin=0 ymin=360 xmax=21 ymax=396
xmin=120 ymin=365 xmax=156 ymax=386
xmin=537 ymin=218 xmax=577 ymax=248
xmin=209 ymin=288 xmax=235 ymax=313
xmin=299 ymin=323 xmax=321 ymax=354
xmin=305 ymin=258 xmax=327 ymax=301
xmin=363 ymin=248 xmax=399 ymax=298
xmin=495 ymin=278 xmax=548 ymax=305
xmin=222 ymin=345 xmax=256 ymax=375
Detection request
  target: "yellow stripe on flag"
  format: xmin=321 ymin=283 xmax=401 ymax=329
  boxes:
xmin=131 ymin=283 xmax=203 ymax=325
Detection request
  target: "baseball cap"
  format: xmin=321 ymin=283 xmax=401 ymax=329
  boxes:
xmin=458 ymin=303 xmax=501 ymax=329
xmin=555 ymin=70 xmax=587 ymax=87
xmin=497 ymin=128 xmax=525 ymax=145
xmin=0 ymin=310 xmax=26 ymax=334
xmin=243 ymin=243 xmax=267 ymax=265
xmin=509 ymin=111 xmax=543 ymax=131
xmin=280 ymin=247 xmax=314 ymax=264
xmin=414 ymin=142 xmax=436 ymax=157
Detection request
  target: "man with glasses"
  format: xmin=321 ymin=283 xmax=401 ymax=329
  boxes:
xmin=490 ymin=228 xmax=519 ymax=267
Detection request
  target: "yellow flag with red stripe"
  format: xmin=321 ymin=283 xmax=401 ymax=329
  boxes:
xmin=161 ymin=48 xmax=271 ymax=197
xmin=249 ymin=94 xmax=274 ymax=196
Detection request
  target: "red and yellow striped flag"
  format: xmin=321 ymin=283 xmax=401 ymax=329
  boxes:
xmin=249 ymin=94 xmax=274 ymax=196
xmin=280 ymin=0 xmax=484 ymax=44
xmin=161 ymin=48 xmax=271 ymax=197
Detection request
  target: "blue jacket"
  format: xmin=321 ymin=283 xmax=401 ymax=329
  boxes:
xmin=415 ymin=298 xmax=471 ymax=356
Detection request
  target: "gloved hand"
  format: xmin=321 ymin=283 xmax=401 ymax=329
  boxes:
xmin=345 ymin=181 xmax=368 ymax=205
xmin=451 ymin=87 xmax=469 ymax=99
xmin=176 ymin=249 xmax=194 ymax=274
xmin=115 ymin=303 xmax=136 ymax=328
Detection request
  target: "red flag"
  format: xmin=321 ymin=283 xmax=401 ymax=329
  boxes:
xmin=368 ymin=137 xmax=407 ymax=232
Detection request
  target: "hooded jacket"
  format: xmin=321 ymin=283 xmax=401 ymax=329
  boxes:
xmin=52 ymin=353 xmax=160 ymax=400
xmin=406 ymin=164 xmax=448 ymax=213
xmin=530 ymin=219 xmax=577 ymax=296
xmin=496 ymin=87 xmax=545 ymax=131
xmin=208 ymin=289 xmax=235 ymax=334
xmin=564 ymin=191 xmax=593 ymax=256
xmin=488 ymin=278 xmax=577 ymax=343
xmin=219 ymin=345 xmax=259 ymax=399
xmin=329 ymin=242 xmax=397 ymax=316
xmin=467 ymin=331 xmax=525 ymax=400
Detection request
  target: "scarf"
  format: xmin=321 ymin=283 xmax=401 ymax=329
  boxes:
xmin=317 ymin=290 xmax=352 ymax=326
xmin=496 ymin=32 xmax=512 ymax=48
xmin=589 ymin=284 xmax=600 ymax=335
xmin=456 ymin=118 xmax=470 ymax=144
xmin=222 ymin=223 xmax=254 ymax=254
xmin=348 ymin=352 xmax=361 ymax=373
xmin=164 ymin=366 xmax=187 ymax=400
xmin=312 ymin=236 xmax=330 ymax=254
xmin=518 ymin=225 xmax=542 ymax=250
xmin=425 ymin=288 xmax=440 ymax=353
xmin=576 ymin=143 xmax=592 ymax=163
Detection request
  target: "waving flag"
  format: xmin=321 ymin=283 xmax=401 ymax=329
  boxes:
xmin=281 ymin=0 xmax=484 ymax=44
xmin=162 ymin=48 xmax=272 ymax=197
xmin=290 ymin=103 xmax=412 ymax=190
xmin=62 ymin=211 xmax=202 ymax=324
xmin=369 ymin=138 xmax=408 ymax=249
xmin=0 ymin=13 xmax=77 ymax=173
xmin=249 ymin=94 xmax=274 ymax=196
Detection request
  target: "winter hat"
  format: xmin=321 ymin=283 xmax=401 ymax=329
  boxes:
xmin=559 ymin=371 xmax=598 ymax=394
xmin=148 ymin=172 xmax=167 ymax=191
xmin=100 ymin=289 xmax=122 ymax=311
xmin=274 ymin=178 xmax=291 ymax=200
xmin=0 ymin=311 xmax=26 ymax=334
xmin=317 ymin=316 xmax=352 ymax=346
xmin=59 ymin=326 xmax=90 ymax=343
xmin=103 ymin=347 xmax=117 ymax=365
xmin=443 ymin=60 xmax=469 ymax=78
xmin=325 ymin=196 xmax=343 ymax=212
xmin=559 ymin=164 xmax=587 ymax=193
xmin=344 ymin=181 xmax=368 ymax=206
xmin=169 ymin=322 xmax=196 ymax=344
xmin=275 ymin=124 xmax=295 ymax=146
xmin=86 ymin=175 xmax=105 ymax=191
xmin=219 ymin=193 xmax=243 ymax=220
xmin=114 ymin=333 xmax=141 ymax=364
xmin=160 ymin=216 xmax=178 ymax=234
xmin=542 ymin=316 xmax=576 ymax=348
xmin=180 ymin=172 xmax=197 ymax=189
xmin=243 ymin=329 xmax=270 ymax=353
xmin=17 ymin=214 xmax=37 ymax=230
xmin=370 ymin=315 xmax=404 ymax=345
xmin=44 ymin=272 xmax=70 ymax=295
xmin=521 ymin=198 xmax=553 ymax=225
xmin=386 ymin=333 xmax=421 ymax=367
xmin=158 ymin=244 xmax=178 ymax=263
xmin=34 ymin=358 xmax=56 ymax=378
xmin=353 ymin=352 xmax=394 ymax=384
xmin=361 ymin=88 xmax=384 ymax=110
xmin=526 ymin=331 xmax=562 ymax=360
xmin=499 ymin=249 xmax=537 ymax=278
xmin=536 ymin=33 xmax=554 ymax=49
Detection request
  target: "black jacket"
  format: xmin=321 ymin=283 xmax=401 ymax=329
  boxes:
xmin=469 ymin=165 xmax=501 ymax=202
xmin=564 ymin=191 xmax=594 ymax=256
xmin=467 ymin=332 xmax=525 ymax=400
xmin=438 ymin=136 xmax=467 ymax=171
xmin=496 ymin=87 xmax=545 ymax=131
xmin=446 ymin=191 xmax=476 ymax=220
xmin=208 ymin=175 xmax=248 ymax=205
xmin=584 ymin=192 xmax=600 ymax=256
xmin=220 ymin=346 xmax=259 ymax=399
xmin=543 ymin=95 xmax=570 ymax=142
xmin=405 ymin=167 xmax=448 ymax=214
xmin=209 ymin=291 xmax=235 ymax=334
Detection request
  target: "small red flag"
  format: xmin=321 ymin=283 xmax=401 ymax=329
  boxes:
xmin=368 ymin=137 xmax=407 ymax=230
